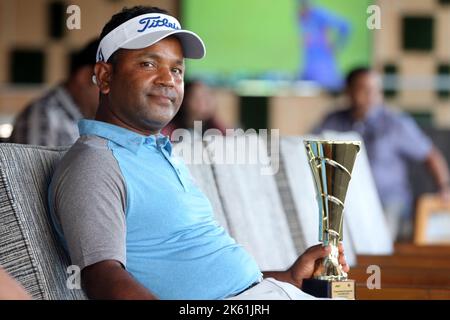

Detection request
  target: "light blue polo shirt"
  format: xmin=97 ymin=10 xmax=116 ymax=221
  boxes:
xmin=48 ymin=119 xmax=262 ymax=299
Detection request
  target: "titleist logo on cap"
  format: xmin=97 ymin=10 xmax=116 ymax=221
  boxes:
xmin=95 ymin=12 xmax=205 ymax=62
xmin=137 ymin=16 xmax=180 ymax=33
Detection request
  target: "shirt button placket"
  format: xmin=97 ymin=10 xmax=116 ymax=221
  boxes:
xmin=160 ymin=147 xmax=188 ymax=192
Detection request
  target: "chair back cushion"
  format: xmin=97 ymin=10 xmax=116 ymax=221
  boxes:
xmin=205 ymin=135 xmax=298 ymax=270
xmin=0 ymin=144 xmax=87 ymax=299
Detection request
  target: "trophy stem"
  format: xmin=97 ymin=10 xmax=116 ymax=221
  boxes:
xmin=315 ymin=234 xmax=347 ymax=281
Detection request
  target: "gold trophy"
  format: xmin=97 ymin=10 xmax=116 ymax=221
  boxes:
xmin=302 ymin=140 xmax=360 ymax=299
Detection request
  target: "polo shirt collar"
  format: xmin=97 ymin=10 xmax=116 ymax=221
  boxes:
xmin=78 ymin=119 xmax=172 ymax=155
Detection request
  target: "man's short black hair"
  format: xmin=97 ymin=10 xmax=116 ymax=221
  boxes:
xmin=346 ymin=66 xmax=372 ymax=88
xmin=99 ymin=6 xmax=169 ymax=64
xmin=70 ymin=38 xmax=100 ymax=76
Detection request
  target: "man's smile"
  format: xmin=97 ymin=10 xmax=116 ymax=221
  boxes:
xmin=147 ymin=94 xmax=173 ymax=105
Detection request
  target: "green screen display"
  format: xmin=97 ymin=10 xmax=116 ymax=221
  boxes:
xmin=182 ymin=0 xmax=372 ymax=86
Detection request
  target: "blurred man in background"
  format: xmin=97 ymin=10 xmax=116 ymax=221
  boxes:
xmin=314 ymin=67 xmax=450 ymax=241
xmin=10 ymin=39 xmax=99 ymax=146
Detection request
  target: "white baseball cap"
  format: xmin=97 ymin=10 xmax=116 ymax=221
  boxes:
xmin=96 ymin=12 xmax=206 ymax=63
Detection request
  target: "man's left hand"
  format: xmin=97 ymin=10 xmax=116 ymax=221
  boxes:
xmin=262 ymin=243 xmax=349 ymax=289
xmin=288 ymin=243 xmax=349 ymax=288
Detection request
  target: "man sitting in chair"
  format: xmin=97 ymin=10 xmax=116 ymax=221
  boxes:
xmin=48 ymin=6 xmax=348 ymax=300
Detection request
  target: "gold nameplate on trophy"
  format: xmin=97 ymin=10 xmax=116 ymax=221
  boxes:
xmin=302 ymin=140 xmax=360 ymax=300
xmin=331 ymin=281 xmax=356 ymax=299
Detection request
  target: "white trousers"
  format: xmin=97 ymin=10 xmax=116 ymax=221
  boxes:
xmin=226 ymin=278 xmax=324 ymax=300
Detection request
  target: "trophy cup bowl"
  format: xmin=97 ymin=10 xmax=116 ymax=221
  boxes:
xmin=302 ymin=140 xmax=360 ymax=299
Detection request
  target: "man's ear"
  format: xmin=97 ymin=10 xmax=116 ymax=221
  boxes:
xmin=94 ymin=62 xmax=113 ymax=95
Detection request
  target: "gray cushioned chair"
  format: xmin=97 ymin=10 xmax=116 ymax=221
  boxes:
xmin=204 ymin=135 xmax=298 ymax=271
xmin=0 ymin=144 xmax=86 ymax=300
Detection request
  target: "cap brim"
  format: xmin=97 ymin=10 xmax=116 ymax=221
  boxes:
xmin=120 ymin=30 xmax=206 ymax=59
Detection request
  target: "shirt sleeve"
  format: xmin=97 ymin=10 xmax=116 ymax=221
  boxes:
xmin=50 ymin=142 xmax=127 ymax=270
xmin=396 ymin=114 xmax=433 ymax=162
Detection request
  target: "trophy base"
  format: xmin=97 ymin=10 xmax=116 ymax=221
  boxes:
xmin=302 ymin=278 xmax=356 ymax=300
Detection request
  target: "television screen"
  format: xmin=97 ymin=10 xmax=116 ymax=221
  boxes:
xmin=182 ymin=0 xmax=373 ymax=90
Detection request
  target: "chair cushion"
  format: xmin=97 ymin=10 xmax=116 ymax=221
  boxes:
xmin=205 ymin=135 xmax=298 ymax=270
xmin=0 ymin=144 xmax=87 ymax=299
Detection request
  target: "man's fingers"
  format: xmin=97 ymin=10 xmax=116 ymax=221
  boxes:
xmin=303 ymin=243 xmax=349 ymax=272
xmin=303 ymin=244 xmax=349 ymax=265
xmin=341 ymin=263 xmax=350 ymax=273
xmin=338 ymin=253 xmax=347 ymax=266
xmin=303 ymin=244 xmax=331 ymax=261
xmin=305 ymin=244 xmax=325 ymax=252
xmin=338 ymin=252 xmax=350 ymax=273
xmin=338 ymin=242 xmax=345 ymax=254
